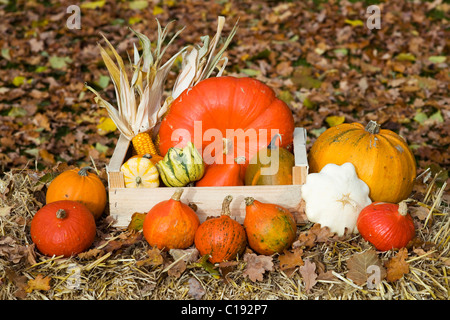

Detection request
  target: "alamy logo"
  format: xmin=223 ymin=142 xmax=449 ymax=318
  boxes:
xmin=366 ymin=5 xmax=381 ymax=30
xmin=366 ymin=265 xmax=382 ymax=289
xmin=66 ymin=5 xmax=81 ymax=30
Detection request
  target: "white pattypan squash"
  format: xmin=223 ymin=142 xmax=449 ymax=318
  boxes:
xmin=301 ymin=162 xmax=372 ymax=236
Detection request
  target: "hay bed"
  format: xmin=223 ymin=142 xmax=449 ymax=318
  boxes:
xmin=0 ymin=168 xmax=448 ymax=300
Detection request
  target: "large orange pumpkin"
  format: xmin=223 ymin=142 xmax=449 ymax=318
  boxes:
xmin=157 ymin=76 xmax=295 ymax=166
xmin=46 ymin=167 xmax=107 ymax=220
xmin=308 ymin=121 xmax=416 ymax=203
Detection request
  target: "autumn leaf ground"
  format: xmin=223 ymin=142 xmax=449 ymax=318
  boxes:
xmin=0 ymin=0 xmax=449 ymax=300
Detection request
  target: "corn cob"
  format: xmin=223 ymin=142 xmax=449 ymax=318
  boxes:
xmin=132 ymin=131 xmax=159 ymax=156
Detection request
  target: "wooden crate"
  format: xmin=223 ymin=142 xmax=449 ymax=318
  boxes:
xmin=107 ymin=128 xmax=309 ymax=228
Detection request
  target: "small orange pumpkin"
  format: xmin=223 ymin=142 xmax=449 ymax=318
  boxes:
xmin=46 ymin=166 xmax=107 ymax=220
xmin=357 ymin=201 xmax=415 ymax=251
xmin=143 ymin=188 xmax=200 ymax=250
xmin=243 ymin=197 xmax=297 ymax=255
xmin=194 ymin=195 xmax=247 ymax=263
xmin=30 ymin=200 xmax=96 ymax=257
xmin=308 ymin=121 xmax=416 ymax=203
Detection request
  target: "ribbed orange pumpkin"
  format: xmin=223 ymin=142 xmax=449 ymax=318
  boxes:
xmin=194 ymin=195 xmax=247 ymax=263
xmin=308 ymin=121 xmax=416 ymax=203
xmin=143 ymin=188 xmax=200 ymax=250
xmin=158 ymin=76 xmax=295 ymax=165
xmin=46 ymin=167 xmax=107 ymax=220
xmin=30 ymin=200 xmax=96 ymax=257
xmin=243 ymin=197 xmax=297 ymax=255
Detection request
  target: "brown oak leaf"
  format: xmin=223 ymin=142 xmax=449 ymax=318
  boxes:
xmin=136 ymin=247 xmax=164 ymax=267
xmin=243 ymin=253 xmax=274 ymax=282
xmin=294 ymin=224 xmax=335 ymax=248
xmin=278 ymin=248 xmax=304 ymax=271
xmin=347 ymin=249 xmax=386 ymax=286
xmin=299 ymin=259 xmax=318 ymax=293
xmin=385 ymin=248 xmax=410 ymax=282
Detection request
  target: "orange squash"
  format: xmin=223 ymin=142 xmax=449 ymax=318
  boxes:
xmin=308 ymin=121 xmax=416 ymax=203
xmin=357 ymin=201 xmax=415 ymax=251
xmin=130 ymin=153 xmax=164 ymax=165
xmin=143 ymin=188 xmax=200 ymax=250
xmin=196 ymin=157 xmax=245 ymax=187
xmin=244 ymin=134 xmax=294 ymax=186
xmin=243 ymin=197 xmax=297 ymax=255
xmin=46 ymin=167 xmax=107 ymax=220
xmin=30 ymin=200 xmax=96 ymax=257
xmin=194 ymin=195 xmax=247 ymax=263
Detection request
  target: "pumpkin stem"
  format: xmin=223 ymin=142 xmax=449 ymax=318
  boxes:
xmin=221 ymin=195 xmax=233 ymax=216
xmin=365 ymin=120 xmax=381 ymax=134
xmin=78 ymin=166 xmax=97 ymax=177
xmin=135 ymin=176 xmax=142 ymax=186
xmin=244 ymin=197 xmax=254 ymax=206
xmin=398 ymin=201 xmax=408 ymax=216
xmin=171 ymin=188 xmax=184 ymax=201
xmin=56 ymin=209 xmax=67 ymax=219
xmin=267 ymin=133 xmax=282 ymax=150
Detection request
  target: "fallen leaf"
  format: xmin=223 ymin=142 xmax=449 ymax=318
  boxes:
xmin=80 ymin=0 xmax=105 ymax=9
xmin=385 ymin=248 xmax=410 ymax=282
xmin=136 ymin=247 xmax=164 ymax=267
xmin=299 ymin=259 xmax=317 ymax=293
xmin=49 ymin=56 xmax=72 ymax=70
xmin=0 ymin=236 xmax=29 ymax=264
xmin=187 ymin=277 xmax=206 ymax=300
xmin=345 ymin=19 xmax=365 ymax=27
xmin=278 ymin=248 xmax=304 ymax=271
xmin=294 ymin=224 xmax=335 ymax=248
xmin=396 ymin=53 xmax=416 ymax=62
xmin=218 ymin=260 xmax=239 ymax=283
xmin=347 ymin=249 xmax=386 ymax=286
xmin=193 ymin=254 xmax=221 ymax=279
xmin=428 ymin=56 xmax=446 ymax=63
xmin=5 ymin=269 xmax=28 ymax=299
xmin=12 ymin=76 xmax=26 ymax=87
xmin=169 ymin=248 xmax=199 ymax=264
xmin=243 ymin=253 xmax=274 ymax=282
xmin=126 ymin=212 xmax=146 ymax=231
xmin=129 ymin=0 xmax=148 ymax=10
xmin=25 ymin=274 xmax=51 ymax=293
xmin=325 ymin=115 xmax=345 ymax=127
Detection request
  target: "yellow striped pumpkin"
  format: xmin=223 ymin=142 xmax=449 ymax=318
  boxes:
xmin=120 ymin=156 xmax=159 ymax=188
